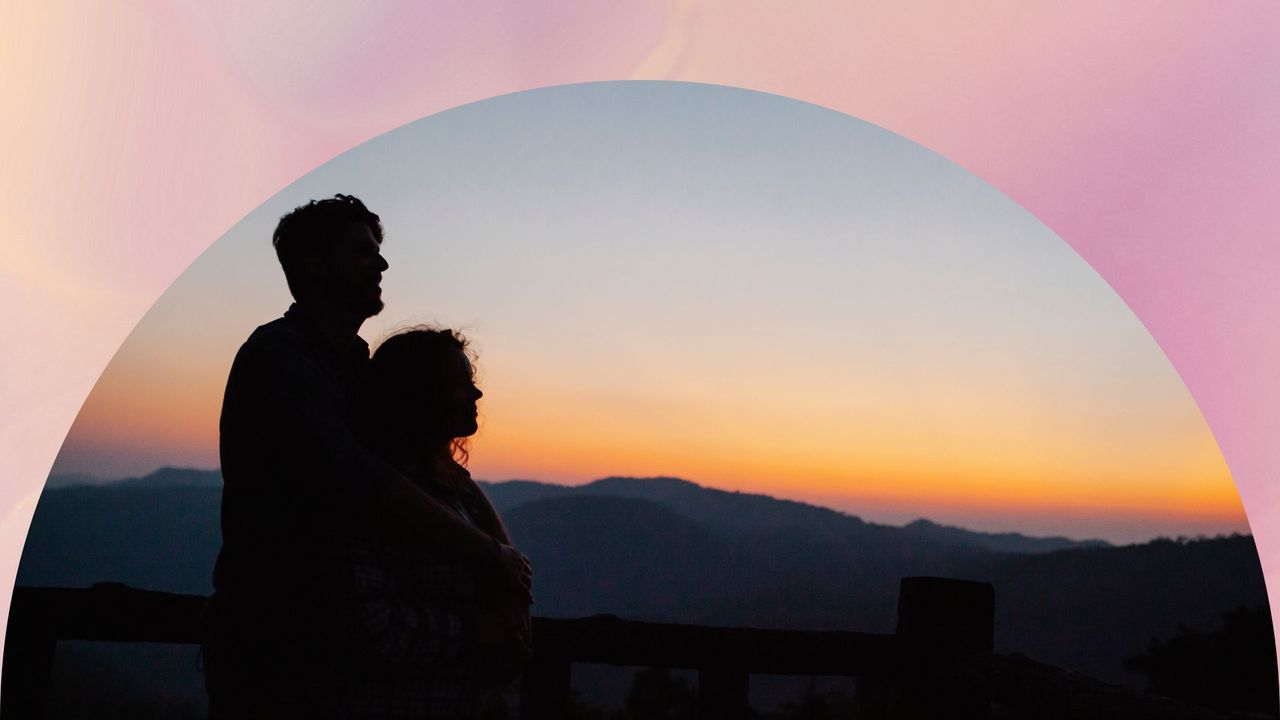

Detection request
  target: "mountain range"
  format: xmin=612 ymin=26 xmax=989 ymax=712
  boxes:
xmin=19 ymin=467 xmax=1272 ymax=713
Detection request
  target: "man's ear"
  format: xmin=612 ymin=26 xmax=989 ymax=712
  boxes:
xmin=302 ymin=253 xmax=327 ymax=281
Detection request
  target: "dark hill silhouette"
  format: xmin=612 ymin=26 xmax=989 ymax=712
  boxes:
xmin=46 ymin=467 xmax=223 ymax=489
xmin=49 ymin=469 xmax=1110 ymax=553
xmin=506 ymin=495 xmax=729 ymax=618
xmin=115 ymin=467 xmax=222 ymax=488
xmin=42 ymin=472 xmax=105 ymax=489
xmin=901 ymin=518 xmax=1110 ymax=553
xmin=18 ymin=483 xmax=219 ymax=594
xmin=580 ymin=476 xmax=871 ymax=537
xmin=480 ymin=478 xmax=576 ymax=511
xmin=483 ymin=476 xmax=1110 ymax=554
xmin=18 ymin=470 xmax=1268 ymax=691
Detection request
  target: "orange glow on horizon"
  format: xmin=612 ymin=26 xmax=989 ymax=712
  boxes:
xmin=57 ymin=249 xmax=1246 ymax=541
xmin=462 ymin=362 xmax=1242 ymax=526
xmin=62 ymin=346 xmax=229 ymax=461
xmin=64 ymin=341 xmax=1244 ymax=535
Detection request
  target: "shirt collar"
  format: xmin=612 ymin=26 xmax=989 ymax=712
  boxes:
xmin=284 ymin=302 xmax=370 ymax=362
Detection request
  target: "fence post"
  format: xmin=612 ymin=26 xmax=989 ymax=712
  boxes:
xmin=2 ymin=588 xmax=56 ymax=720
xmin=892 ymin=576 xmax=994 ymax=720
xmin=520 ymin=650 xmax=571 ymax=719
xmin=698 ymin=666 xmax=749 ymax=720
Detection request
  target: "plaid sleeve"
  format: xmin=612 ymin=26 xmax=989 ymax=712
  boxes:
xmin=223 ymin=329 xmax=398 ymax=509
xmin=341 ymin=540 xmax=467 ymax=663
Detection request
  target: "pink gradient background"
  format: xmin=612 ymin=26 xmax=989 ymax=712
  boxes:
xmin=3 ymin=0 xmax=1278 ymax=675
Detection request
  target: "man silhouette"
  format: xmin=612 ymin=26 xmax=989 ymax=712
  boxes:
xmin=203 ymin=195 xmax=531 ymax=718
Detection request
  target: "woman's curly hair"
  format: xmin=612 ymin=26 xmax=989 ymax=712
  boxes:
xmin=359 ymin=325 xmax=478 ymax=468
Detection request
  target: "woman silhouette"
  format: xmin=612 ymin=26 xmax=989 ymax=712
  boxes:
xmin=329 ymin=326 xmax=530 ymax=719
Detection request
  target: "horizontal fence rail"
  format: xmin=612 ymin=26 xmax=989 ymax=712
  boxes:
xmin=532 ymin=614 xmax=902 ymax=673
xmin=3 ymin=578 xmax=998 ymax=719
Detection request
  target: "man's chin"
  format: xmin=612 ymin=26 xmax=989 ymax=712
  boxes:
xmin=354 ymin=296 xmax=384 ymax=318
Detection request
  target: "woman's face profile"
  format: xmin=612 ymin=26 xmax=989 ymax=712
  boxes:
xmin=432 ymin=347 xmax=482 ymax=440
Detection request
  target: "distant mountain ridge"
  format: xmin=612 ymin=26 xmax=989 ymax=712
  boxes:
xmin=46 ymin=467 xmax=223 ymax=489
xmin=116 ymin=467 xmax=223 ymax=488
xmin=22 ymin=467 xmax=1267 ymax=690
xmin=43 ymin=472 xmax=106 ymax=489
xmin=481 ymin=475 xmax=1112 ymax=553
xmin=901 ymin=518 xmax=1111 ymax=553
xmin=47 ymin=468 xmax=1111 ymax=551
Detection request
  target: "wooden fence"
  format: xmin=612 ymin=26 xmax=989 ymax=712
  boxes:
xmin=2 ymin=577 xmax=994 ymax=719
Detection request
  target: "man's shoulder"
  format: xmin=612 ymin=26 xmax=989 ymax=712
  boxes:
xmin=229 ymin=314 xmax=318 ymax=371
xmin=238 ymin=313 xmax=312 ymax=353
xmin=229 ymin=307 xmax=368 ymax=379
xmin=246 ymin=314 xmax=304 ymax=344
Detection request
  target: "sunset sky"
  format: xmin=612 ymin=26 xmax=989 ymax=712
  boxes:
xmin=51 ymin=81 xmax=1245 ymax=544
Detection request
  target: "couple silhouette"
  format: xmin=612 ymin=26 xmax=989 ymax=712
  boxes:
xmin=202 ymin=195 xmax=531 ymax=719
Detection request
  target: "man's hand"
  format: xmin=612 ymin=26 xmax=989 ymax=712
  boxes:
xmin=493 ymin=543 xmax=533 ymax=604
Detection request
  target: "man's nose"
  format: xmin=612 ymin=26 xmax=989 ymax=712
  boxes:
xmin=376 ymin=254 xmax=389 ymax=271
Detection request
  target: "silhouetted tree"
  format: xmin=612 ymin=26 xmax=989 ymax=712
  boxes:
xmin=1124 ymin=605 xmax=1278 ymax=715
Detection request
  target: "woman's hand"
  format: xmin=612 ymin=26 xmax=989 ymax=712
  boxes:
xmin=495 ymin=543 xmax=534 ymax=603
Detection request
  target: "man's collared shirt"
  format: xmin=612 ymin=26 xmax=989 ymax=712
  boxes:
xmin=213 ymin=304 xmax=395 ymax=622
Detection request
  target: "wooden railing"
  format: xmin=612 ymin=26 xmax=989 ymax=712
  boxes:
xmin=2 ymin=577 xmax=995 ymax=719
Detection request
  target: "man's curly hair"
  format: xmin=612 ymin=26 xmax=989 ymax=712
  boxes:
xmin=272 ymin=194 xmax=383 ymax=299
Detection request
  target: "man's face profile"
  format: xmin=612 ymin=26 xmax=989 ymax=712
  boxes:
xmin=315 ymin=221 xmax=388 ymax=318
